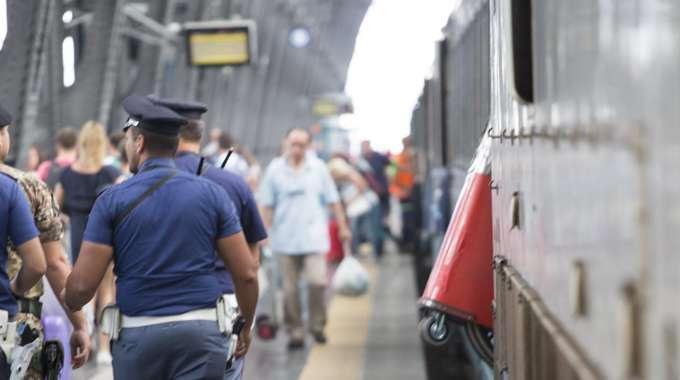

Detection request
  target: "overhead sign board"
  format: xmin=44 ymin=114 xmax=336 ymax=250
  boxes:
xmin=312 ymin=94 xmax=354 ymax=117
xmin=183 ymin=19 xmax=256 ymax=67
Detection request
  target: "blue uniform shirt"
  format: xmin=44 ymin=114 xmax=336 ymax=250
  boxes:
xmin=83 ymin=158 xmax=242 ymax=316
xmin=175 ymin=152 xmax=267 ymax=293
xmin=0 ymin=174 xmax=39 ymax=316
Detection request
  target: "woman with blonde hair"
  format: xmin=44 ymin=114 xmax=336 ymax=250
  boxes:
xmin=55 ymin=121 xmax=119 ymax=364
xmin=55 ymin=121 xmax=119 ymax=260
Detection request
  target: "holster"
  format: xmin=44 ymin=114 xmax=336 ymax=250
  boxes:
xmin=216 ymin=295 xmax=239 ymax=336
xmin=216 ymin=295 xmax=242 ymax=368
xmin=100 ymin=304 xmax=122 ymax=342
xmin=9 ymin=338 xmax=40 ymax=380
xmin=0 ymin=310 xmax=17 ymax=364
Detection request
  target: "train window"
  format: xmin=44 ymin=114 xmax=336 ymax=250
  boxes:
xmin=0 ymin=0 xmax=6 ymax=51
xmin=509 ymin=0 xmax=533 ymax=102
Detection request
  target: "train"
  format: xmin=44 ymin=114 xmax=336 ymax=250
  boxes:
xmin=413 ymin=0 xmax=680 ymax=379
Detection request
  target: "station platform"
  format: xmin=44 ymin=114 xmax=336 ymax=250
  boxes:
xmin=73 ymin=249 xmax=427 ymax=380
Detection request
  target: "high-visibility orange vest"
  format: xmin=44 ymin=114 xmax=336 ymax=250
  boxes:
xmin=390 ymin=150 xmax=415 ymax=200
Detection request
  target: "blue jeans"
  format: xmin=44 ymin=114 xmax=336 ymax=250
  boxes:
xmin=351 ymin=205 xmax=384 ymax=257
xmin=112 ymin=320 xmax=229 ymax=380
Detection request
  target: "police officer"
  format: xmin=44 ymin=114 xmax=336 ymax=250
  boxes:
xmin=63 ymin=95 xmax=258 ymax=379
xmin=148 ymin=96 xmax=267 ymax=380
xmin=0 ymin=103 xmax=90 ymax=378
xmin=0 ymin=106 xmax=47 ymax=377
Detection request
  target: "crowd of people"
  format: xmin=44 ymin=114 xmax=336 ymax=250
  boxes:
xmin=0 ymin=94 xmax=418 ymax=379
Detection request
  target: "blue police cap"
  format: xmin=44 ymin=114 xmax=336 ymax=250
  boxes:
xmin=0 ymin=102 xmax=12 ymax=128
xmin=146 ymin=95 xmax=208 ymax=120
xmin=122 ymin=94 xmax=187 ymax=136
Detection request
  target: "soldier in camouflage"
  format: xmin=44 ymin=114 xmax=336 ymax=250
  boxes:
xmin=0 ymin=104 xmax=90 ymax=378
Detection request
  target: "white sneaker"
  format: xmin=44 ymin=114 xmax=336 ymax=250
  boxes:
xmin=96 ymin=351 xmax=113 ymax=365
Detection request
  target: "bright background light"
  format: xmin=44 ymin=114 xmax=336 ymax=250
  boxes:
xmin=345 ymin=0 xmax=461 ymax=153
xmin=62 ymin=36 xmax=76 ymax=87
xmin=62 ymin=10 xmax=74 ymax=24
xmin=0 ymin=0 xmax=7 ymax=51
xmin=289 ymin=26 xmax=311 ymax=48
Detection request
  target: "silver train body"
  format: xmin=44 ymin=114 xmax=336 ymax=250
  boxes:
xmin=412 ymin=0 xmax=680 ymax=378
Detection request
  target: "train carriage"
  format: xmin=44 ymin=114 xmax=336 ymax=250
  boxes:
xmin=416 ymin=0 xmax=680 ymax=379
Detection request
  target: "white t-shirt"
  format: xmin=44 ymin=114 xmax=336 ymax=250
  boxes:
xmin=216 ymin=152 xmax=250 ymax=178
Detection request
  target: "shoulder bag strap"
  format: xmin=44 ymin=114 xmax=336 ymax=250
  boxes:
xmin=113 ymin=171 xmax=178 ymax=228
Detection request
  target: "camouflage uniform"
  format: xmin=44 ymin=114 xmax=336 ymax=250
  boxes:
xmin=0 ymin=164 xmax=64 ymax=380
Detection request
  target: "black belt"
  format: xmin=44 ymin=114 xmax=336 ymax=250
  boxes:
xmin=17 ymin=297 xmax=42 ymax=318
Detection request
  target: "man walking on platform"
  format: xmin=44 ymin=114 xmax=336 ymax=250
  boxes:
xmin=0 ymin=104 xmax=90 ymax=378
xmin=390 ymin=136 xmax=419 ymax=251
xmin=150 ymin=96 xmax=268 ymax=380
xmin=361 ymin=140 xmax=391 ymax=219
xmin=64 ymin=95 xmax=258 ymax=379
xmin=259 ymin=127 xmax=351 ymax=349
xmin=0 ymin=123 xmax=47 ymax=376
xmin=37 ymin=127 xmax=78 ymax=190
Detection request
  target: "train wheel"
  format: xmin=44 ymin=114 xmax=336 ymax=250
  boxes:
xmin=418 ymin=312 xmax=450 ymax=347
xmin=464 ymin=321 xmax=494 ymax=365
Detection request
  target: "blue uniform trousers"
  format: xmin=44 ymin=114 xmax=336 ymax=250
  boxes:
xmin=224 ymin=356 xmax=245 ymax=380
xmin=112 ymin=320 xmax=228 ymax=379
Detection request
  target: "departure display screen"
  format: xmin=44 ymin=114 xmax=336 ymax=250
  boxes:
xmin=184 ymin=21 xmax=256 ymax=67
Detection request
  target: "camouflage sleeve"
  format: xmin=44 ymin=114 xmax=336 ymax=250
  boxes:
xmin=20 ymin=173 xmax=64 ymax=243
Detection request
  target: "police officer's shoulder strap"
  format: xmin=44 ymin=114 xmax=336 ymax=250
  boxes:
xmin=197 ymin=156 xmax=216 ymax=177
xmin=0 ymin=171 xmax=17 ymax=181
xmin=113 ymin=170 xmax=178 ymax=228
xmin=196 ymin=156 xmax=206 ymax=176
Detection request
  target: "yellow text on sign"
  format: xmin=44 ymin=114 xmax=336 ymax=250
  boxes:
xmin=189 ymin=32 xmax=249 ymax=65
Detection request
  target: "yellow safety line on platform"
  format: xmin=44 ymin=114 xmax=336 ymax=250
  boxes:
xmin=297 ymin=260 xmax=378 ymax=380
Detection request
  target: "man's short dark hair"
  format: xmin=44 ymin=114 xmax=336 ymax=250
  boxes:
xmin=109 ymin=131 xmax=125 ymax=147
xmin=179 ymin=119 xmax=204 ymax=143
xmin=218 ymin=132 xmax=234 ymax=150
xmin=119 ymin=141 xmax=128 ymax=164
xmin=56 ymin=127 xmax=77 ymax=149
xmin=131 ymin=126 xmax=178 ymax=156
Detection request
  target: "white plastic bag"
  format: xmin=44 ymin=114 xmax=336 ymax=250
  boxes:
xmin=388 ymin=196 xmax=402 ymax=239
xmin=332 ymin=255 xmax=369 ymax=296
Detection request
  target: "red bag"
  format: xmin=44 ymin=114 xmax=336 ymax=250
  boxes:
xmin=326 ymin=219 xmax=345 ymax=263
